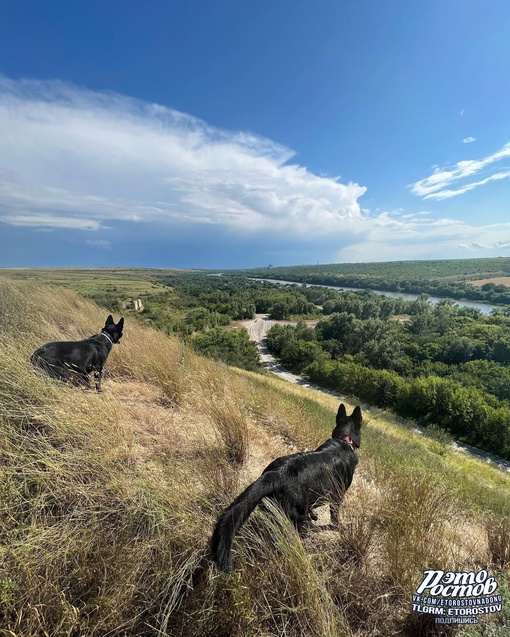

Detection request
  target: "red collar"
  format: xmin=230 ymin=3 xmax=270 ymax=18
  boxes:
xmin=340 ymin=435 xmax=359 ymax=451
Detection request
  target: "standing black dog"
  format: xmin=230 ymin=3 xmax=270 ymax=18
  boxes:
xmin=30 ymin=315 xmax=124 ymax=392
xmin=211 ymin=403 xmax=362 ymax=572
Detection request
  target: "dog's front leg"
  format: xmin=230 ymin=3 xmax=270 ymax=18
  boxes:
xmin=94 ymin=368 xmax=103 ymax=392
xmin=329 ymin=496 xmax=344 ymax=526
xmin=308 ymin=509 xmax=319 ymax=522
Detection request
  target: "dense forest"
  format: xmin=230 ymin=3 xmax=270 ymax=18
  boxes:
xmin=267 ymin=290 xmax=510 ymax=459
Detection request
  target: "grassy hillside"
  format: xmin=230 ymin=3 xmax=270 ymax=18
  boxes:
xmin=0 ymin=277 xmax=508 ymax=636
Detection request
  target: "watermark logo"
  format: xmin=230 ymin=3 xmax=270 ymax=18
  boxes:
xmin=412 ymin=569 xmax=502 ymax=625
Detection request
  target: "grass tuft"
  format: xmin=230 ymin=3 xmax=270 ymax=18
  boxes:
xmin=486 ymin=515 xmax=510 ymax=569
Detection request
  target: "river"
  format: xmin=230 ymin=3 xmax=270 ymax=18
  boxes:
xmin=252 ymin=278 xmax=498 ymax=315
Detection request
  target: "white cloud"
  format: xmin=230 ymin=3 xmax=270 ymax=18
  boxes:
xmin=336 ymin=216 xmax=510 ymax=262
xmin=0 ymin=77 xmax=366 ymax=237
xmin=410 ymin=142 xmax=510 ymax=200
xmin=462 ymin=136 xmax=476 ymax=143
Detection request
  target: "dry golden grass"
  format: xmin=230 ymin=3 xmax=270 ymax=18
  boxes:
xmin=0 ymin=276 xmax=508 ymax=636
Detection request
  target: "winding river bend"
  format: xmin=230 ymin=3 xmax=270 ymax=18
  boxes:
xmin=252 ymin=277 xmax=499 ymax=315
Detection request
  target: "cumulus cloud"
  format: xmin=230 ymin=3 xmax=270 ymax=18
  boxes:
xmin=410 ymin=142 xmax=510 ymax=200
xmin=0 ymin=77 xmax=366 ymax=237
xmin=462 ymin=136 xmax=476 ymax=143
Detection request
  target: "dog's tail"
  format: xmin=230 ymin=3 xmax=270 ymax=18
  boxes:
xmin=210 ymin=472 xmax=279 ymax=572
xmin=30 ymin=350 xmax=42 ymax=367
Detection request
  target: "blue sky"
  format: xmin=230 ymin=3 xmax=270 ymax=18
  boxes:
xmin=1 ymin=0 xmax=510 ymax=268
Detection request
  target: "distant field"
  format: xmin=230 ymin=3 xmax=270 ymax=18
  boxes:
xmin=468 ymin=276 xmax=510 ymax=287
xmin=0 ymin=267 xmax=196 ymax=297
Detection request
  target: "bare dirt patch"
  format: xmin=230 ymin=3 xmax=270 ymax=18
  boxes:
xmin=467 ymin=276 xmax=510 ymax=287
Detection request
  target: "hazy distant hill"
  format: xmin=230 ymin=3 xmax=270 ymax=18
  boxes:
xmin=247 ymin=257 xmax=510 ymax=282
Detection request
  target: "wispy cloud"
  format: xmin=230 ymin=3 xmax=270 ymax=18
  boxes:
xmin=410 ymin=142 xmax=510 ymax=200
xmin=86 ymin=239 xmax=112 ymax=249
xmin=462 ymin=136 xmax=476 ymax=144
xmin=459 ymin=240 xmax=510 ymax=250
xmin=1 ymin=213 xmax=102 ymax=230
xmin=459 ymin=242 xmax=490 ymax=249
xmin=424 ymin=169 xmax=510 ymax=201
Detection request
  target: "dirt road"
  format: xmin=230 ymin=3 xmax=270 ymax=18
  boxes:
xmin=240 ymin=314 xmax=319 ymax=384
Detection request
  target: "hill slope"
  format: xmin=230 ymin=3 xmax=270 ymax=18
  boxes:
xmin=0 ymin=278 xmax=508 ymax=636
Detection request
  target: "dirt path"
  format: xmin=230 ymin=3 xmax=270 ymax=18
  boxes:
xmin=242 ymin=315 xmax=510 ymax=473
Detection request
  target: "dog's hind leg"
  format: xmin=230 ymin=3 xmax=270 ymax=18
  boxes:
xmin=329 ymin=494 xmax=345 ymax=526
xmin=286 ymin=490 xmax=310 ymax=533
xmin=93 ymin=368 xmax=103 ymax=392
xmin=80 ymin=370 xmax=92 ymax=389
xmin=69 ymin=366 xmax=92 ymax=389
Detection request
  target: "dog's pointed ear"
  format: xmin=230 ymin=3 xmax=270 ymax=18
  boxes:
xmin=105 ymin=315 xmax=114 ymax=326
xmin=117 ymin=317 xmax=124 ymax=331
xmin=351 ymin=406 xmax=362 ymax=426
xmin=336 ymin=403 xmax=347 ymax=425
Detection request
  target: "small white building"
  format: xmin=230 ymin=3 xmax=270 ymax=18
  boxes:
xmin=121 ymin=298 xmax=144 ymax=312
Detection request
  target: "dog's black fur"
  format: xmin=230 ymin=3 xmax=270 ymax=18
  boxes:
xmin=30 ymin=315 xmax=124 ymax=392
xmin=210 ymin=403 xmax=362 ymax=571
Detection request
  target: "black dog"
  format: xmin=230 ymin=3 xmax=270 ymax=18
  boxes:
xmin=211 ymin=403 xmax=362 ymax=572
xmin=31 ymin=315 xmax=124 ymax=392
